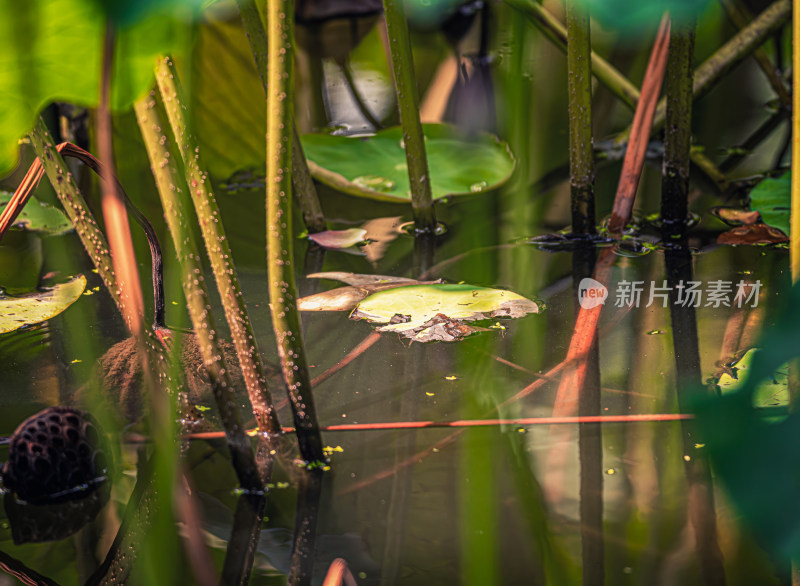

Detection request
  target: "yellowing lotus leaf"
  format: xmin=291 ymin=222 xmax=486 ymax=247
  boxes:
xmin=0 ymin=275 xmax=86 ymax=334
xmin=351 ymin=284 xmax=540 ymax=341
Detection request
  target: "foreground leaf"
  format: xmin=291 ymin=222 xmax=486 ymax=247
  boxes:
xmin=351 ymin=283 xmax=540 ymax=342
xmin=0 ymin=191 xmax=72 ymax=235
xmin=0 ymin=275 xmax=86 ymax=334
xmin=0 ymin=0 xmax=192 ymax=174
xmin=302 ymin=124 xmax=515 ymax=202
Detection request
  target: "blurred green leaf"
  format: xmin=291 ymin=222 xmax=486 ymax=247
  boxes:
xmin=749 ymin=172 xmax=790 ymax=236
xmin=694 ymin=282 xmax=800 ymax=560
xmin=0 ymin=0 xmax=192 ymax=175
xmin=302 ymin=124 xmax=515 ymax=203
xmin=575 ymin=0 xmax=712 ymax=32
xmin=0 ymin=191 xmax=73 ymax=236
xmin=0 ymin=274 xmax=86 ymax=334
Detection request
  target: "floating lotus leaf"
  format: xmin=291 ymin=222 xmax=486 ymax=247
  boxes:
xmin=0 ymin=191 xmax=72 ymax=235
xmin=298 ymin=273 xmax=441 ymax=312
xmin=0 ymin=274 xmax=86 ymax=334
xmin=301 ymin=124 xmax=515 ymax=202
xmin=717 ymin=224 xmax=788 ymax=245
xmin=351 ymin=283 xmax=539 ymax=342
xmin=749 ymin=172 xmax=790 ymax=236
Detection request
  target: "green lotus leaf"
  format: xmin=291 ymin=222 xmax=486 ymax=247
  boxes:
xmin=351 ymin=283 xmax=539 ymax=342
xmin=0 ymin=191 xmax=72 ymax=236
xmin=0 ymin=274 xmax=86 ymax=334
xmin=749 ymin=172 xmax=790 ymax=237
xmin=0 ymin=0 xmax=192 ymax=175
xmin=302 ymin=124 xmax=516 ymax=202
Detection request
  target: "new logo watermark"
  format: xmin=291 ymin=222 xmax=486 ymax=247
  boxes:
xmin=578 ymin=278 xmax=608 ymax=309
xmin=578 ymin=279 xmax=761 ymax=310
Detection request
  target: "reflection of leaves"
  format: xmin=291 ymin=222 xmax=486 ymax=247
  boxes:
xmin=302 ymin=124 xmax=515 ymax=202
xmin=716 ymin=224 xmax=788 ymax=245
xmin=0 ymin=191 xmax=72 ymax=235
xmin=0 ymin=0 xmax=192 ymax=174
xmin=351 ymin=283 xmax=540 ymax=342
xmin=0 ymin=275 xmax=86 ymax=334
xmin=716 ymin=348 xmax=788 ymax=416
xmin=694 ymin=282 xmax=800 ymax=560
xmin=749 ymin=172 xmax=790 ymax=236
xmin=308 ymin=228 xmax=368 ymax=250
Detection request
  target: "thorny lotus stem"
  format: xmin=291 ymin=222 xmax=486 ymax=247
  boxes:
xmin=382 ymin=0 xmax=438 ymax=233
xmin=27 ymin=120 xmax=123 ymax=315
xmin=155 ymin=57 xmax=284 ymax=445
xmin=265 ymin=0 xmax=326 ymax=466
xmin=0 ymin=141 xmax=165 ymax=328
xmin=134 ymin=95 xmax=265 ymax=490
xmin=507 ymin=0 xmax=727 ymax=190
xmin=661 ymin=21 xmax=696 ymax=240
xmin=565 ymin=0 xmax=595 ymax=235
xmin=236 ymin=0 xmax=327 ymax=234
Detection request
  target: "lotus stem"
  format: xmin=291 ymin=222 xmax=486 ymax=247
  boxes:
xmin=566 ymin=0 xmax=595 ymax=235
xmin=382 ymin=0 xmax=437 ymax=233
xmin=28 ymin=120 xmax=123 ymax=315
xmin=134 ymin=95 xmax=265 ymax=490
xmin=155 ymin=57 xmax=284 ymax=444
xmin=661 ymin=21 xmax=696 ymax=240
xmin=264 ymin=0 xmax=326 ymax=466
xmin=236 ymin=0 xmax=327 ymax=235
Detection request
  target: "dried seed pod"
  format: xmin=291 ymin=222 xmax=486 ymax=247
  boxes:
xmin=2 ymin=406 xmax=109 ymax=504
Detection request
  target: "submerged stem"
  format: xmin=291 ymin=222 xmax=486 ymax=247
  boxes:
xmin=382 ymin=0 xmax=437 ymax=233
xmin=264 ymin=0 xmax=326 ymax=465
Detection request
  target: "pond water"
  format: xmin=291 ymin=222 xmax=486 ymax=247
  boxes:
xmin=0 ymin=1 xmax=794 ymax=585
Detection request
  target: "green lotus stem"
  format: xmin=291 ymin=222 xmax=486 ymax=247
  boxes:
xmin=506 ymin=0 xmax=728 ymax=191
xmin=382 ymin=0 xmax=437 ymax=233
xmin=236 ymin=0 xmax=327 ymax=235
xmin=154 ymin=57 xmax=285 ymax=446
xmin=565 ymin=0 xmax=595 ymax=235
xmin=660 ymin=22 xmax=696 ymax=239
xmin=265 ymin=0 xmax=326 ymax=465
xmin=134 ymin=95 xmax=266 ymax=490
xmin=29 ymin=119 xmax=123 ymax=315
